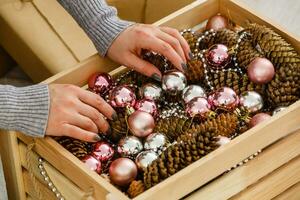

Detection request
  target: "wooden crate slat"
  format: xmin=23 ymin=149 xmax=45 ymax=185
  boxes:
xmin=273 ymin=182 xmax=300 ymax=200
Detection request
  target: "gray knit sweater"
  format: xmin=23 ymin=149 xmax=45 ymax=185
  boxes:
xmin=0 ymin=1 xmax=132 ymax=199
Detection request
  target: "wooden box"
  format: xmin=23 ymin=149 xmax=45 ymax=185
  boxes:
xmin=1 ymin=0 xmax=300 ymax=199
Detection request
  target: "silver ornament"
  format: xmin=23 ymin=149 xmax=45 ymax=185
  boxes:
xmin=272 ymin=106 xmax=287 ymax=115
xmin=239 ymin=91 xmax=263 ymax=113
xmin=162 ymin=70 xmax=187 ymax=96
xmin=139 ymin=83 xmax=163 ymax=101
xmin=216 ymin=135 xmax=231 ymax=146
xmin=144 ymin=132 xmax=168 ymax=152
xmin=135 ymin=150 xmax=158 ymax=170
xmin=182 ymin=85 xmax=207 ymax=104
xmin=117 ymin=136 xmax=143 ymax=157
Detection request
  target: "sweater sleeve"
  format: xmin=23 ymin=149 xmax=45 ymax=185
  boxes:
xmin=58 ymin=0 xmax=134 ymax=56
xmin=0 ymin=84 xmax=50 ymax=137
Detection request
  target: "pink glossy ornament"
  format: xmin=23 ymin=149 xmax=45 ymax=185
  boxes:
xmin=208 ymin=87 xmax=239 ymax=110
xmin=82 ymin=155 xmax=102 ymax=174
xmin=206 ymin=14 xmax=229 ymax=31
xmin=109 ymin=158 xmax=137 ymax=186
xmin=109 ymin=85 xmax=136 ymax=108
xmin=205 ymin=44 xmax=231 ymax=69
xmin=185 ymin=97 xmax=211 ymax=119
xmin=250 ymin=113 xmax=271 ymax=128
xmin=128 ymin=111 xmax=155 ymax=138
xmin=134 ymin=99 xmax=158 ymax=117
xmin=247 ymin=58 xmax=275 ymax=84
xmin=92 ymin=142 xmax=114 ymax=162
xmin=88 ymin=72 xmax=113 ymax=95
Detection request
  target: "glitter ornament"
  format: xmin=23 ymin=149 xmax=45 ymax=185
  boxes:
xmin=250 ymin=113 xmax=271 ymax=128
xmin=109 ymin=158 xmax=137 ymax=187
xmin=88 ymin=72 xmax=113 ymax=95
xmin=205 ymin=44 xmax=231 ymax=69
xmin=139 ymin=83 xmax=163 ymax=101
xmin=182 ymin=85 xmax=207 ymax=104
xmin=206 ymin=14 xmax=229 ymax=31
xmin=82 ymin=155 xmax=102 ymax=174
xmin=216 ymin=136 xmax=231 ymax=146
xmin=162 ymin=70 xmax=187 ymax=96
xmin=92 ymin=142 xmax=114 ymax=162
xmin=272 ymin=107 xmax=287 ymax=115
xmin=128 ymin=111 xmax=155 ymax=138
xmin=186 ymin=97 xmax=212 ymax=119
xmin=144 ymin=133 xmax=169 ymax=152
xmin=135 ymin=150 xmax=159 ymax=171
xmin=247 ymin=57 xmax=275 ymax=84
xmin=134 ymin=99 xmax=158 ymax=117
xmin=117 ymin=136 xmax=143 ymax=157
xmin=239 ymin=91 xmax=264 ymax=113
xmin=109 ymin=85 xmax=136 ymax=108
xmin=208 ymin=87 xmax=239 ymax=110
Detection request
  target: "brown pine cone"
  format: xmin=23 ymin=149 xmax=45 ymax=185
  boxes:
xmin=117 ymin=71 xmax=153 ymax=87
xmin=185 ymin=59 xmax=205 ymax=83
xmin=181 ymin=29 xmax=198 ymax=53
xmin=108 ymin=112 xmax=128 ymax=142
xmin=208 ymin=70 xmax=265 ymax=95
xmin=237 ymin=38 xmax=263 ymax=69
xmin=56 ymin=137 xmax=91 ymax=159
xmin=143 ymin=128 xmax=218 ymax=189
xmin=186 ymin=112 xmax=239 ymax=137
xmin=127 ymin=180 xmax=145 ymax=198
xmin=245 ymin=23 xmax=300 ymax=68
xmin=142 ymin=51 xmax=169 ymax=73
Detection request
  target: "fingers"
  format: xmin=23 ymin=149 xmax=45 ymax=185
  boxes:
xmin=156 ymin=30 xmax=187 ymax=63
xmin=77 ymin=102 xmax=110 ymax=134
xmin=125 ymin=53 xmax=162 ymax=81
xmin=78 ymin=90 xmax=116 ymax=120
xmin=63 ymin=124 xmax=101 ymax=142
xmin=143 ymin=37 xmax=186 ymax=72
xmin=160 ymin=27 xmax=192 ymax=60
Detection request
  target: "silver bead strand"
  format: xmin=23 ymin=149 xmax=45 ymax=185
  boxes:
xmin=38 ymin=158 xmax=65 ymax=200
xmin=226 ymin=149 xmax=262 ymax=172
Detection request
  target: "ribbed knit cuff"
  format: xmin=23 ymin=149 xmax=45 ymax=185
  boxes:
xmin=58 ymin=0 xmax=134 ymax=56
xmin=0 ymin=84 xmax=50 ymax=137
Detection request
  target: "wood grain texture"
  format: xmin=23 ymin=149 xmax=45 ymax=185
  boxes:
xmin=273 ymin=182 xmax=300 ymax=200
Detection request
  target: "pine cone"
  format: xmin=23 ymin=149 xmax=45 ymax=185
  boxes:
xmin=237 ymin=38 xmax=263 ymax=69
xmin=208 ymin=70 xmax=265 ymax=95
xmin=143 ymin=128 xmax=218 ymax=188
xmin=185 ymin=59 xmax=205 ymax=83
xmin=127 ymin=180 xmax=145 ymax=198
xmin=56 ymin=137 xmax=91 ymax=159
xmin=142 ymin=51 xmax=169 ymax=73
xmin=108 ymin=112 xmax=128 ymax=142
xmin=154 ymin=116 xmax=193 ymax=141
xmin=186 ymin=112 xmax=239 ymax=137
xmin=117 ymin=71 xmax=153 ymax=88
xmin=245 ymin=23 xmax=300 ymax=68
xmin=181 ymin=29 xmax=198 ymax=53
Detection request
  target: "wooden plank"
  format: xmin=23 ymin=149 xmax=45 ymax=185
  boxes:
xmin=23 ymin=169 xmax=57 ymax=200
xmin=0 ymin=132 xmax=26 ymax=200
xmin=17 ymin=134 xmax=129 ymax=200
xmin=186 ymin=129 xmax=300 ymax=200
xmin=231 ymin=156 xmax=300 ymax=199
xmin=220 ymin=0 xmax=300 ymax=51
xmin=18 ymin=141 xmax=88 ymax=200
xmin=274 ymin=182 xmax=300 ymax=200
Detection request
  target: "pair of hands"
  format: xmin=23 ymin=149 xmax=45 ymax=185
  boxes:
xmin=46 ymin=24 xmax=191 ymax=142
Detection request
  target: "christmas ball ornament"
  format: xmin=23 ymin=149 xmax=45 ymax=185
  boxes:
xmin=247 ymin=57 xmax=275 ymax=84
xmin=272 ymin=107 xmax=287 ymax=115
xmin=206 ymin=14 xmax=229 ymax=31
xmin=109 ymin=85 xmax=136 ymax=108
xmin=239 ymin=91 xmax=264 ymax=113
xmin=186 ymin=97 xmax=212 ymax=118
xmin=135 ymin=150 xmax=158 ymax=171
xmin=109 ymin=158 xmax=137 ymax=186
xmin=162 ymin=70 xmax=187 ymax=96
xmin=208 ymin=87 xmax=239 ymax=110
xmin=88 ymin=72 xmax=113 ymax=95
xmin=117 ymin=136 xmax=143 ymax=157
xmin=216 ymin=136 xmax=231 ymax=146
xmin=134 ymin=99 xmax=158 ymax=117
xmin=139 ymin=83 xmax=163 ymax=101
xmin=250 ymin=113 xmax=271 ymax=128
xmin=128 ymin=111 xmax=155 ymax=137
xmin=182 ymin=85 xmax=207 ymax=104
xmin=92 ymin=142 xmax=114 ymax=162
xmin=82 ymin=155 xmax=102 ymax=174
xmin=205 ymin=44 xmax=231 ymax=69
xmin=144 ymin=133 xmax=169 ymax=152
